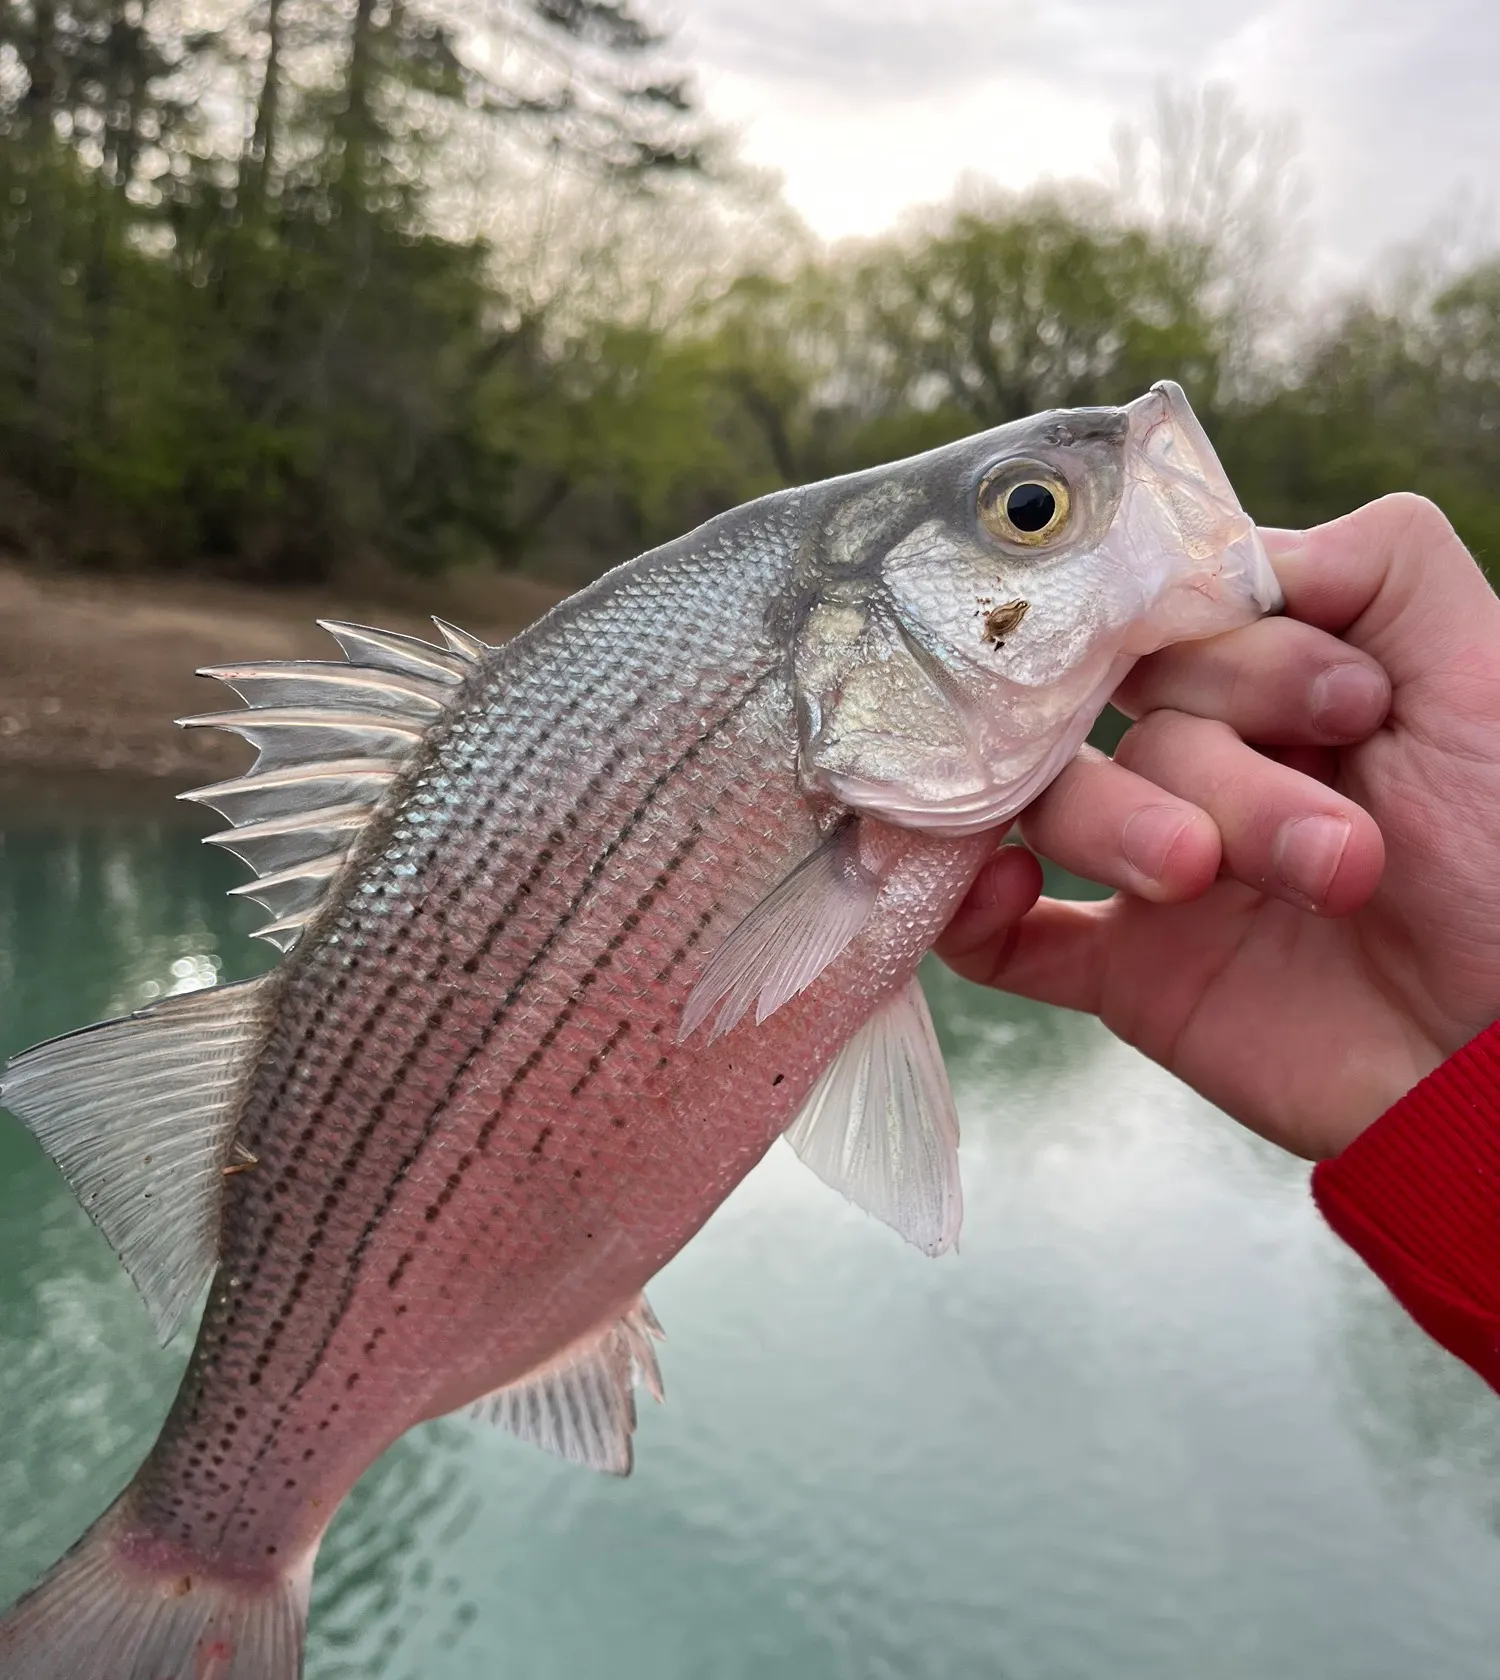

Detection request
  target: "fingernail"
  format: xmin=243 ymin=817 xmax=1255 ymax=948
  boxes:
xmin=1273 ymin=814 xmax=1351 ymax=907
xmin=1311 ymin=663 xmax=1389 ymax=739
xmin=1122 ymin=804 xmax=1195 ymax=882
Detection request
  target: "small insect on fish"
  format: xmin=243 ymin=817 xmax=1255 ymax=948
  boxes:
xmin=0 ymin=381 xmax=1280 ymax=1680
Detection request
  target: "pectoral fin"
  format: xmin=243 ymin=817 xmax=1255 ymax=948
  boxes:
xmin=784 ymin=977 xmax=963 ymax=1256
xmin=469 ymin=1297 xmax=665 ymax=1476
xmin=680 ymin=822 xmax=879 ymax=1041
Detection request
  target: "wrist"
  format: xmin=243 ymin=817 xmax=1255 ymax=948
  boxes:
xmin=1289 ymin=1027 xmax=1448 ymax=1162
xmin=1311 ymin=1019 xmax=1500 ymax=1392
xmin=1316 ymin=1023 xmax=1485 ymax=1160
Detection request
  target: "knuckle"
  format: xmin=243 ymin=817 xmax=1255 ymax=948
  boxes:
xmin=1377 ymin=490 xmax=1458 ymax=550
xmin=1222 ymin=654 xmax=1259 ymax=725
xmin=1112 ymin=714 xmax=1162 ymax=771
xmin=1114 ymin=708 xmax=1231 ymax=773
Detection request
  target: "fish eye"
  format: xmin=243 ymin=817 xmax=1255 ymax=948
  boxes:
xmin=977 ymin=463 xmax=1073 ymax=549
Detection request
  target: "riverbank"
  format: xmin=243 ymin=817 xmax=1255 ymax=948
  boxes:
xmin=0 ymin=561 xmax=563 ymax=781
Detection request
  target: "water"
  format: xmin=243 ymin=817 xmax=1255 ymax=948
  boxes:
xmin=2 ymin=773 xmax=1499 ymax=1679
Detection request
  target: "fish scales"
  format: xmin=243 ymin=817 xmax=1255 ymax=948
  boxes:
xmin=127 ymin=513 xmax=960 ymax=1567
xmin=0 ymin=382 xmax=1284 ymax=1679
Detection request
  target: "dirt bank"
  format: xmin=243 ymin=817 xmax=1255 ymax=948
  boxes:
xmin=0 ymin=562 xmax=564 ymax=782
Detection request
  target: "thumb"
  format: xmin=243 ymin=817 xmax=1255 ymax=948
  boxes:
xmin=1264 ymin=496 xmax=1500 ymax=691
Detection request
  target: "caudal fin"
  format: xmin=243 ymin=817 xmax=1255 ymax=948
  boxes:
xmin=0 ymin=1506 xmax=313 ymax=1680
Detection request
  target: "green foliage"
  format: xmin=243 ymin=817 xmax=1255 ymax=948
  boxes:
xmin=0 ymin=13 xmax=1494 ymax=590
xmin=1212 ymin=265 xmax=1500 ymax=575
xmin=0 ymin=0 xmax=706 ymax=580
xmin=847 ymin=195 xmax=1225 ymax=424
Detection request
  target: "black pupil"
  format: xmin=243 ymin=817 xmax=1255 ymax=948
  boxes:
xmin=1006 ymin=482 xmax=1056 ymax=533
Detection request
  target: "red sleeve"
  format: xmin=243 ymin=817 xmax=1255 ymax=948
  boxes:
xmin=1312 ymin=1021 xmax=1500 ymax=1391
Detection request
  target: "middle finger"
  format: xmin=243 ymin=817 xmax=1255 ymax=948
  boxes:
xmin=1115 ymin=710 xmax=1385 ymax=915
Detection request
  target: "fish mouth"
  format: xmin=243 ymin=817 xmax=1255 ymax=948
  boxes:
xmin=1119 ymin=381 xmax=1283 ymax=646
xmin=1125 ymin=382 xmax=1240 ymax=515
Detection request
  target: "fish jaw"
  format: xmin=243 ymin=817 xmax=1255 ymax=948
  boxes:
xmin=1113 ymin=380 xmax=1283 ymax=652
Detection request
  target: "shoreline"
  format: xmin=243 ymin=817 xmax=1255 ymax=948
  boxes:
xmin=0 ymin=561 xmax=561 ymax=783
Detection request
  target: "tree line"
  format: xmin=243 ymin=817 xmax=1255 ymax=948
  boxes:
xmin=0 ymin=4 xmax=1495 ymax=589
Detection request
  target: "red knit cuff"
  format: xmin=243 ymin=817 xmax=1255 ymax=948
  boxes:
xmin=1312 ymin=1022 xmax=1500 ymax=1392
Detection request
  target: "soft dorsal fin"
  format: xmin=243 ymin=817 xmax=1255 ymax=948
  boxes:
xmin=179 ymin=618 xmax=487 ymax=950
xmin=0 ymin=977 xmax=276 ymax=1342
xmin=468 ymin=1297 xmax=665 ymax=1475
xmin=680 ymin=822 xmax=880 ymax=1041
xmin=784 ymin=977 xmax=963 ymax=1257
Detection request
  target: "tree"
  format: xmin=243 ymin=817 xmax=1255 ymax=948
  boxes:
xmin=1112 ymin=83 xmax=1308 ymax=391
xmin=842 ymin=188 xmax=1227 ymax=438
xmin=0 ymin=0 xmax=713 ymax=579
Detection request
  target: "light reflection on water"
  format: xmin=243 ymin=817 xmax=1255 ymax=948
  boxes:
xmin=2 ymin=776 xmax=1499 ymax=1679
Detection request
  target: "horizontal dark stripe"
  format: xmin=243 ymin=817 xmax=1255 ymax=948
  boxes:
xmin=210 ymin=669 xmax=772 ymax=1540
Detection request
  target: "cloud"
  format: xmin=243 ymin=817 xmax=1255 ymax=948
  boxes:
xmin=684 ymin=0 xmax=1267 ymax=103
xmin=679 ymin=0 xmax=1500 ymax=274
xmin=1225 ymin=0 xmax=1500 ymax=274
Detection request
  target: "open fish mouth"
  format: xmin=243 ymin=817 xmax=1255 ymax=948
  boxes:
xmin=1121 ymin=380 xmax=1283 ymax=641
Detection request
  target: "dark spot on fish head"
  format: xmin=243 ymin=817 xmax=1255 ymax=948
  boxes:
xmin=977 ymin=597 xmax=1030 ymax=649
xmin=772 ymin=1073 xmax=784 ymax=1086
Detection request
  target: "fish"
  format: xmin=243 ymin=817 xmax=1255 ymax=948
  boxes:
xmin=0 ymin=380 xmax=1279 ymax=1679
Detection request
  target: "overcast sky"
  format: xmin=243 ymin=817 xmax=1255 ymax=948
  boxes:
xmin=676 ymin=0 xmax=1500 ymax=283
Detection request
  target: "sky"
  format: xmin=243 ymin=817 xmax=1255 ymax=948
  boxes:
xmin=676 ymin=0 xmax=1500 ymax=283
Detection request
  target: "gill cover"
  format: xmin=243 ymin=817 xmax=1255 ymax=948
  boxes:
xmin=791 ymin=382 xmax=1279 ymax=834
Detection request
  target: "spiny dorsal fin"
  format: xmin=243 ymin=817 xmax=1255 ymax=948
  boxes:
xmin=784 ymin=976 xmax=963 ymax=1257
xmin=0 ymin=977 xmax=276 ymax=1342
xmin=179 ymin=618 xmax=488 ymax=950
xmin=468 ymin=1297 xmax=665 ymax=1475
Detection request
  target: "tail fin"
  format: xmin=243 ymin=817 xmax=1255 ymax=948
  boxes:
xmin=0 ymin=1507 xmax=313 ymax=1680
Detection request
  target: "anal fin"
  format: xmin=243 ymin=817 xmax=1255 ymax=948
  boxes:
xmin=469 ymin=1297 xmax=664 ymax=1476
xmin=784 ymin=976 xmax=963 ymax=1257
xmin=0 ymin=977 xmax=275 ymax=1342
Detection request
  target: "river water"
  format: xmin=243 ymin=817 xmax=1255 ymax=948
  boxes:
xmin=1 ymin=773 xmax=1498 ymax=1679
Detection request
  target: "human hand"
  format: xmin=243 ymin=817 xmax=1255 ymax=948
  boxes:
xmin=936 ymin=495 xmax=1500 ymax=1160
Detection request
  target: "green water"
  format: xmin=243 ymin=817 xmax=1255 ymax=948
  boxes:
xmin=2 ymin=773 xmax=1500 ymax=1679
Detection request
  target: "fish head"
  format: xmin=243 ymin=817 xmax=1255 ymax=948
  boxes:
xmin=790 ymin=379 xmax=1282 ymax=833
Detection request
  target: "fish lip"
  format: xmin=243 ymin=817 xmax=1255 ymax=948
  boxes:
xmin=1123 ymin=380 xmax=1225 ymax=484
xmin=1123 ymin=380 xmax=1284 ymax=619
